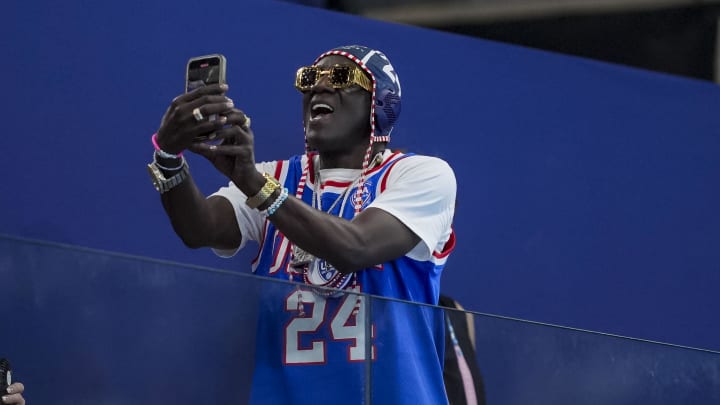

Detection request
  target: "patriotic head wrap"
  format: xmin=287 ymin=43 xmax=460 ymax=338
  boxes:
xmin=306 ymin=45 xmax=402 ymax=213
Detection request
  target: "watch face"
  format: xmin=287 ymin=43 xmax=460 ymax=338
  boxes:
xmin=147 ymin=163 xmax=165 ymax=191
xmin=147 ymin=161 xmax=188 ymax=194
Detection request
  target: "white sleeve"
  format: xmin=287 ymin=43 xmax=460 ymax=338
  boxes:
xmin=368 ymin=155 xmax=456 ymax=259
xmin=208 ymin=161 xmax=280 ymax=258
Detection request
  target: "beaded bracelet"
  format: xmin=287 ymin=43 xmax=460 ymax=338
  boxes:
xmin=151 ymin=133 xmax=183 ymax=158
xmin=265 ymin=187 xmax=289 ymax=217
xmin=153 ymin=155 xmax=185 ymax=171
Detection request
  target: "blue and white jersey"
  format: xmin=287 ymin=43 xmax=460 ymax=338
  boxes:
xmin=212 ymin=149 xmax=457 ymax=405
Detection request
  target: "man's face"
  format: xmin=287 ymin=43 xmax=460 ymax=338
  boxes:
xmin=302 ymin=55 xmax=372 ymax=153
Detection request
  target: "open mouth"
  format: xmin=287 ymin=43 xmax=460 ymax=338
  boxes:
xmin=310 ymin=103 xmax=334 ymax=121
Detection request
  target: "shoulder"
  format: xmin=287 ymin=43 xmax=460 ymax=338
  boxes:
xmin=371 ymin=152 xmax=456 ymax=216
xmin=381 ymin=153 xmax=456 ymax=189
xmin=389 ymin=153 xmax=454 ymax=175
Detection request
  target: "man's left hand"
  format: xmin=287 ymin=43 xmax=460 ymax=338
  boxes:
xmin=190 ymin=108 xmax=260 ymax=191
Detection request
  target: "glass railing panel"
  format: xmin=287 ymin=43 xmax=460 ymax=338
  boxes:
xmin=369 ymin=294 xmax=720 ymax=405
xmin=0 ymin=234 xmax=372 ymax=404
xmin=4 ymin=233 xmax=718 ymax=404
xmin=471 ymin=311 xmax=720 ymax=404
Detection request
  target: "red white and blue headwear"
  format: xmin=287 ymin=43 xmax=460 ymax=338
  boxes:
xmin=303 ymin=45 xmax=402 ymax=213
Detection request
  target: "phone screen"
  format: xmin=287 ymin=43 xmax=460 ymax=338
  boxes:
xmin=186 ymin=55 xmax=226 ymax=93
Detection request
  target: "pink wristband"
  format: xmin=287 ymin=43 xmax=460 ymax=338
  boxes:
xmin=151 ymin=133 xmax=183 ymax=157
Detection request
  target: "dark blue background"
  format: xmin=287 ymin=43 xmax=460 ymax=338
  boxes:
xmin=2 ymin=0 xmax=719 ymax=354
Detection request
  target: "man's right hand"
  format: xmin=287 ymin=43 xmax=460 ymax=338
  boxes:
xmin=2 ymin=382 xmax=25 ymax=405
xmin=156 ymin=84 xmax=235 ymax=155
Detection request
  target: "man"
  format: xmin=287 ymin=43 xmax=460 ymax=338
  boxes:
xmin=148 ymin=45 xmax=456 ymax=404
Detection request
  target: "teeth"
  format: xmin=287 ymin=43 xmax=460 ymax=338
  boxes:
xmin=312 ymin=103 xmax=334 ymax=113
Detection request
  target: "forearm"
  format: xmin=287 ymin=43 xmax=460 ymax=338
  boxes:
xmin=270 ymin=197 xmax=366 ymax=272
xmin=160 ymin=174 xmax=239 ymax=250
xmin=268 ymin=196 xmax=417 ymax=274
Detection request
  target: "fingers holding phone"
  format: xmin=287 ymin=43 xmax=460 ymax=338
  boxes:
xmin=184 ymin=94 xmax=236 ymax=142
xmin=191 ymin=108 xmax=252 ymax=149
xmin=190 ymin=108 xmax=257 ymax=182
xmin=186 ymin=54 xmax=228 ymax=140
xmin=156 ymin=54 xmax=230 ymax=153
xmin=157 ymin=85 xmax=232 ymax=154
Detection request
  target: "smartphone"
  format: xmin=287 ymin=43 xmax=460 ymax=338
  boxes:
xmin=186 ymin=54 xmax=227 ymax=142
xmin=185 ymin=54 xmax=227 ymax=93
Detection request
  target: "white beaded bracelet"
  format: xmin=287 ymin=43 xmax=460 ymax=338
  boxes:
xmin=153 ymin=154 xmax=185 ymax=171
xmin=156 ymin=148 xmax=181 ymax=159
xmin=264 ymin=187 xmax=289 ymax=217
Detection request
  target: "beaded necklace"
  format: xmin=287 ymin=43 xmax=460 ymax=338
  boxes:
xmin=313 ymin=169 xmax=358 ymax=216
xmin=288 ymin=152 xmax=385 ymax=311
xmin=290 ymin=168 xmax=359 ymax=290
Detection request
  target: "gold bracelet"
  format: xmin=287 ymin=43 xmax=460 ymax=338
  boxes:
xmin=245 ymin=173 xmax=281 ymax=209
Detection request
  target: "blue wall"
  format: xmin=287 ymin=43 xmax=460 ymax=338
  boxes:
xmin=2 ymin=0 xmax=719 ymax=351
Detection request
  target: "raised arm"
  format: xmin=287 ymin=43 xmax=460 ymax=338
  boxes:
xmin=192 ymin=121 xmax=455 ymax=273
xmin=150 ymin=84 xmax=241 ymax=250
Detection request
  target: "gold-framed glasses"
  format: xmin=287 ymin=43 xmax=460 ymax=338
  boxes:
xmin=295 ymin=64 xmax=372 ymax=93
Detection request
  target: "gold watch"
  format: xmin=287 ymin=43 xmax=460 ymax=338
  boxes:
xmin=147 ymin=159 xmax=189 ymax=194
xmin=245 ymin=173 xmax=281 ymax=209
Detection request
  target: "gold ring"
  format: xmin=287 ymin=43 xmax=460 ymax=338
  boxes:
xmin=192 ymin=107 xmax=204 ymax=122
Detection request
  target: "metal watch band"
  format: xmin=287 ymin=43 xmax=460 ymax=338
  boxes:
xmin=245 ymin=173 xmax=281 ymax=209
xmin=147 ymin=159 xmax=190 ymax=194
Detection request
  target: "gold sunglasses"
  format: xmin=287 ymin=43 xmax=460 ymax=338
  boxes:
xmin=295 ymin=64 xmax=372 ymax=93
